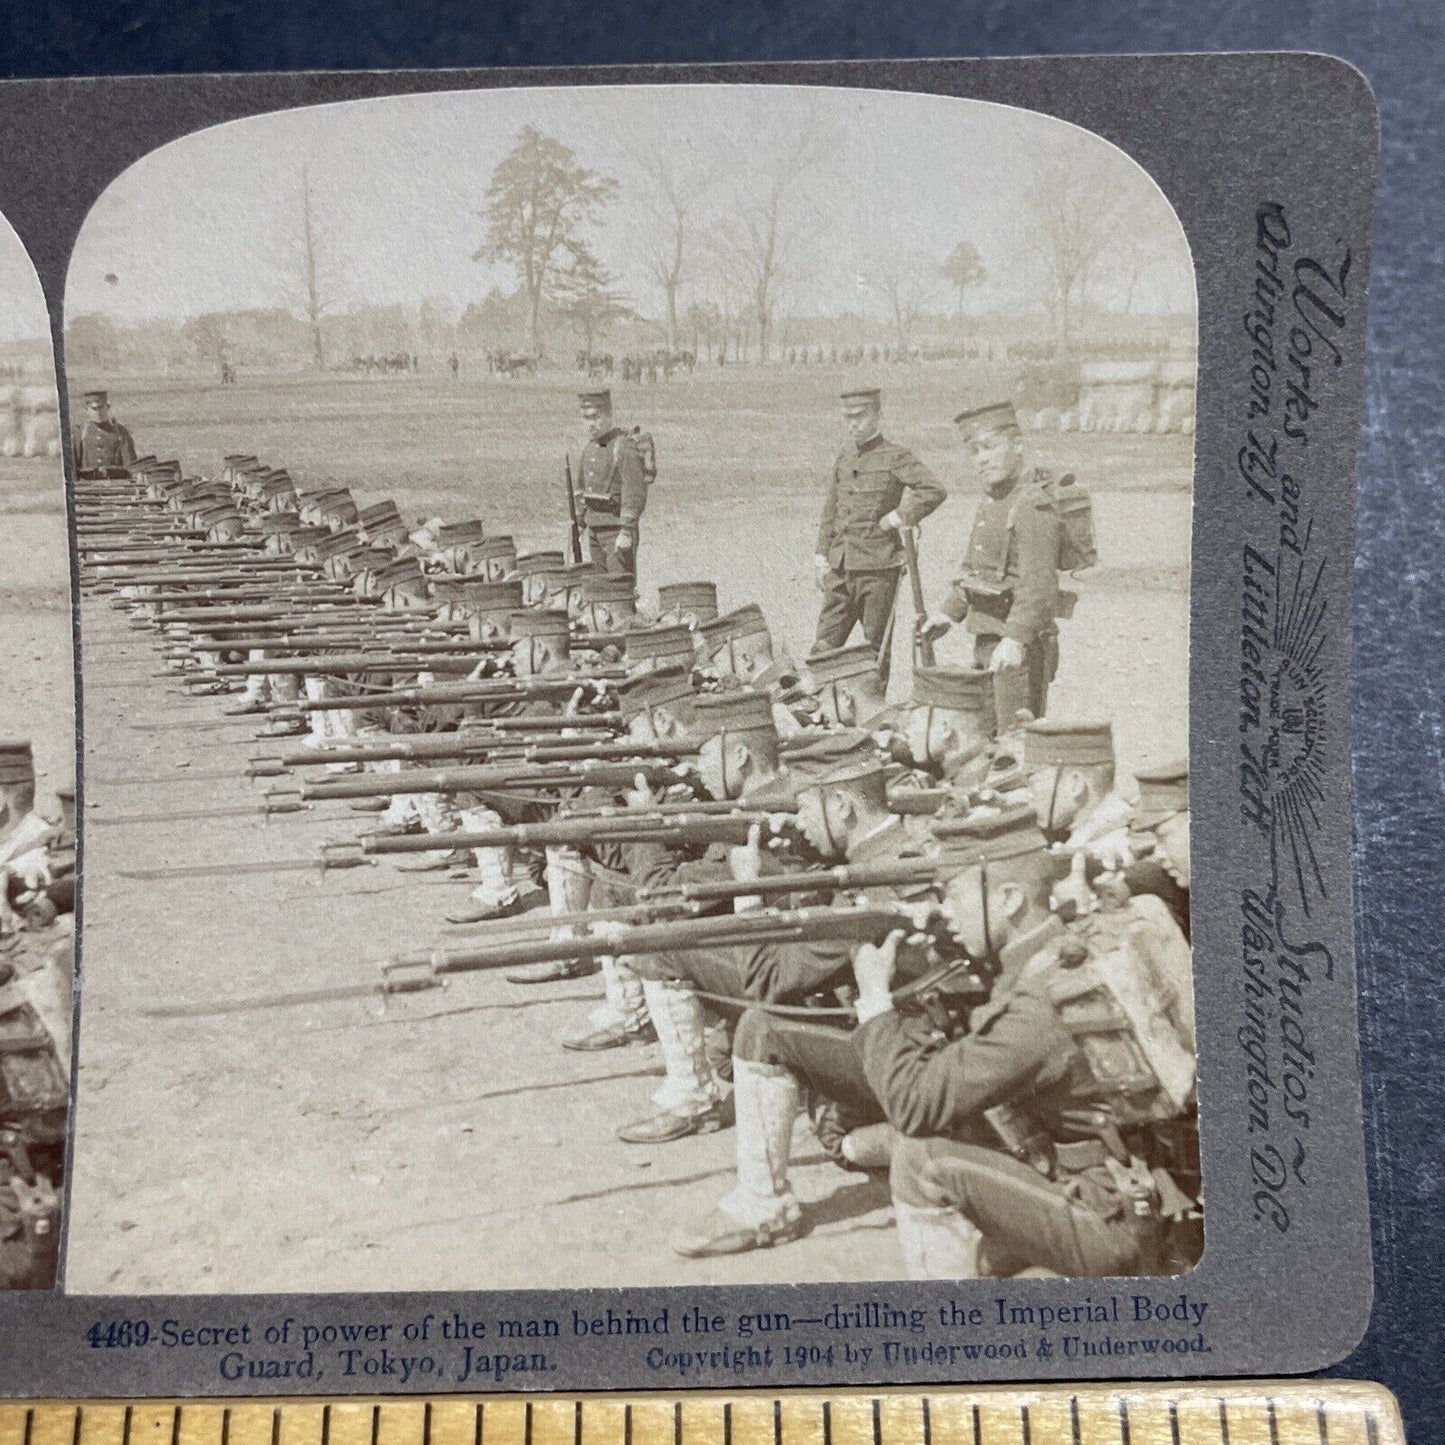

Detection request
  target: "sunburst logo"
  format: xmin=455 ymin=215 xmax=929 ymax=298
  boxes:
xmin=1263 ymin=554 xmax=1330 ymax=915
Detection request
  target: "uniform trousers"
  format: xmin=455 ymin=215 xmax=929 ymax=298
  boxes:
xmin=889 ymin=1135 xmax=1139 ymax=1278
xmin=814 ymin=567 xmax=900 ymax=682
xmin=972 ymin=630 xmax=1059 ymax=731
xmin=586 ymin=525 xmax=638 ymax=577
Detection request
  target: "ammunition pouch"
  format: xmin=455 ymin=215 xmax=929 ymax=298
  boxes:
xmin=960 ymin=577 xmax=1012 ymax=627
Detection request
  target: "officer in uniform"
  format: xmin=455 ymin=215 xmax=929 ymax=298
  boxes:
xmin=573 ymin=389 xmax=648 ymax=576
xmin=813 ymin=388 xmax=947 ymax=682
xmin=922 ymin=401 xmax=1064 ymax=733
xmin=71 ymin=389 xmax=138 ymax=477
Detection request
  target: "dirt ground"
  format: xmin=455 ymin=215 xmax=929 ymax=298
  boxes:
xmin=62 ymin=367 xmax=1192 ymax=1294
xmin=0 ymin=456 xmax=75 ymax=805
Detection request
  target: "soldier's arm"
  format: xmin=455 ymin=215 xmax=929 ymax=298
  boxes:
xmin=856 ymin=984 xmax=1064 ymax=1138
xmin=815 ymin=459 xmax=840 ymax=558
xmin=118 ymin=424 xmax=138 ymax=467
xmin=1004 ymin=501 xmax=1063 ymax=643
xmin=615 ymin=437 xmax=648 ymax=528
xmin=893 ymin=449 xmax=948 ymax=528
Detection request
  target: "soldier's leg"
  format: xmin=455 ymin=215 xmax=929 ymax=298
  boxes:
xmin=1026 ymin=631 xmax=1060 ymax=720
xmin=504 ymin=843 xmax=599 ymax=983
xmin=974 ymin=634 xmax=1033 ymax=733
xmin=616 ymin=947 xmax=743 ymax=1142
xmin=448 ymin=803 xmax=522 ymax=921
xmin=737 ymin=1012 xmax=890 ymax=1169
xmin=670 ymin=1005 xmax=807 ymax=1257
xmin=890 ymin=1136 xmax=1141 ymax=1279
xmin=813 ymin=569 xmax=861 ymax=653
xmin=561 ymin=862 xmax=650 ymax=1040
xmin=857 ymin=568 xmax=902 ymax=690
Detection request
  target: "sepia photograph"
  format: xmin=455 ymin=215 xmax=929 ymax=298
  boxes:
xmin=60 ymin=82 xmax=1198 ymax=1296
xmin=0 ymin=212 xmax=74 ymax=1292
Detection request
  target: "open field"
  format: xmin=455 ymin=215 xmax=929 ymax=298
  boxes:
xmin=64 ymin=366 xmax=1193 ymax=1294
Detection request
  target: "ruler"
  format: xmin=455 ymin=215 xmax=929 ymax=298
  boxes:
xmin=0 ymin=1384 xmax=1405 ymax=1445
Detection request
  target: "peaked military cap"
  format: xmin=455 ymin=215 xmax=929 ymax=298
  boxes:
xmin=618 ymin=666 xmax=698 ymax=722
xmin=429 ymin=575 xmax=474 ymax=603
xmin=698 ymin=604 xmax=770 ymax=649
xmin=580 ymin=573 xmax=638 ymax=605
xmin=0 ymin=740 xmax=35 ymax=787
xmin=805 ymin=643 xmax=882 ymax=687
xmin=657 ymin=581 xmax=720 ymax=621
xmin=839 ymin=387 xmax=882 ymax=406
xmin=436 ymin=519 xmax=486 ymax=545
xmin=578 ymin=388 xmax=612 ymax=408
xmin=476 ymin=535 xmax=517 ymax=563
xmin=954 ymin=399 xmax=1021 ymax=433
xmin=1023 ymin=719 xmax=1115 ymax=769
xmin=1134 ymin=759 xmax=1189 ymax=827
xmin=374 ymin=557 xmax=428 ymax=590
xmin=510 ymin=609 xmax=570 ymax=640
xmin=359 ymin=500 xmax=403 ymax=526
xmin=786 ymin=728 xmax=887 ymax=789
xmin=693 ymin=689 xmax=775 ymax=738
xmin=463 ymin=578 xmax=524 ymax=613
xmin=511 ymin=550 xmax=567 ymax=577
xmin=911 ymin=665 xmax=994 ymax=714
xmin=931 ymin=802 xmax=1049 ymax=863
xmin=623 ymin=625 xmax=696 ymax=664
xmin=81 ymin=389 xmax=109 ymax=404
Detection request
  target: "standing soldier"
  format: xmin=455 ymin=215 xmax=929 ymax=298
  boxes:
xmin=71 ymin=389 xmax=137 ymax=477
xmin=573 ymin=389 xmax=649 ymax=577
xmin=812 ymin=387 xmax=946 ymax=684
xmin=922 ymin=400 xmax=1071 ymax=733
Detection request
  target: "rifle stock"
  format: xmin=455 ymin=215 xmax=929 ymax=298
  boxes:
xmin=564 ymin=453 xmax=584 ymax=563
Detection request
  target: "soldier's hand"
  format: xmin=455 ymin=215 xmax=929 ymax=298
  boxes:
xmin=879 ymin=510 xmax=904 ymax=532
xmin=920 ymin=612 xmax=953 ymax=641
xmin=727 ymin=822 xmax=764 ymax=885
xmin=853 ymin=929 xmax=905 ymax=1015
xmin=615 ymin=528 xmax=635 ymax=554
xmin=813 ymin=554 xmax=831 ymax=592
xmin=989 ymin=636 xmax=1027 ymax=672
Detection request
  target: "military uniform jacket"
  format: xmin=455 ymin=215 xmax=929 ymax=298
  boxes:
xmin=944 ymin=469 xmax=1062 ymax=644
xmin=575 ymin=429 xmax=648 ymax=530
xmin=816 ymin=435 xmax=946 ymax=572
xmin=855 ymin=920 xmax=1080 ymax=1140
xmin=73 ymin=419 xmax=137 ymax=474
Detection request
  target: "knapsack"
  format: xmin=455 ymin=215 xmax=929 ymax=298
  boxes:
xmin=628 ymin=427 xmax=658 ymax=486
xmin=1031 ymin=470 xmax=1096 ymax=573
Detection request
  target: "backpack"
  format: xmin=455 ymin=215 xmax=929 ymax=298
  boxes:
xmin=1011 ymin=470 xmax=1097 ymax=574
xmin=628 ymin=427 xmax=658 ymax=486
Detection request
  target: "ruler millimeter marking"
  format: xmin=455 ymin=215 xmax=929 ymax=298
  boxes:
xmin=0 ymin=1385 xmax=1404 ymax=1445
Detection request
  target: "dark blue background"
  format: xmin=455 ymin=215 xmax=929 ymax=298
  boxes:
xmin=3 ymin=1 xmax=1440 ymax=1437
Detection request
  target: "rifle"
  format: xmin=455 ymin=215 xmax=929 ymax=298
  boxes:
xmin=143 ymin=902 xmax=930 ymax=1016
xmin=247 ymin=735 xmax=697 ymax=776
xmin=299 ymin=758 xmax=693 ymax=801
xmin=355 ymin=807 xmax=792 ymax=854
xmin=286 ymin=676 xmax=620 ymax=711
xmin=564 ymin=453 xmax=584 ymax=564
xmin=902 ymin=525 xmax=937 ymax=669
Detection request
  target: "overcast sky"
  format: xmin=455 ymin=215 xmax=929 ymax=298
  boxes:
xmin=66 ymin=83 xmax=1194 ymax=328
xmin=0 ymin=214 xmax=50 ymax=344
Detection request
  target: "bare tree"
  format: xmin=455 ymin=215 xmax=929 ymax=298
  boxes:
xmin=1023 ymin=136 xmax=1130 ymax=345
xmin=713 ymin=110 xmax=833 ymax=363
xmin=940 ymin=239 xmax=987 ymax=319
xmin=868 ymin=252 xmax=944 ymax=353
xmin=554 ymin=253 xmax=633 ymax=356
xmin=625 ymin=136 xmax=720 ymax=354
xmin=266 ymin=165 xmax=338 ymax=369
xmin=476 ymin=126 xmax=619 ymax=359
xmin=683 ymin=299 xmax=722 ymax=361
